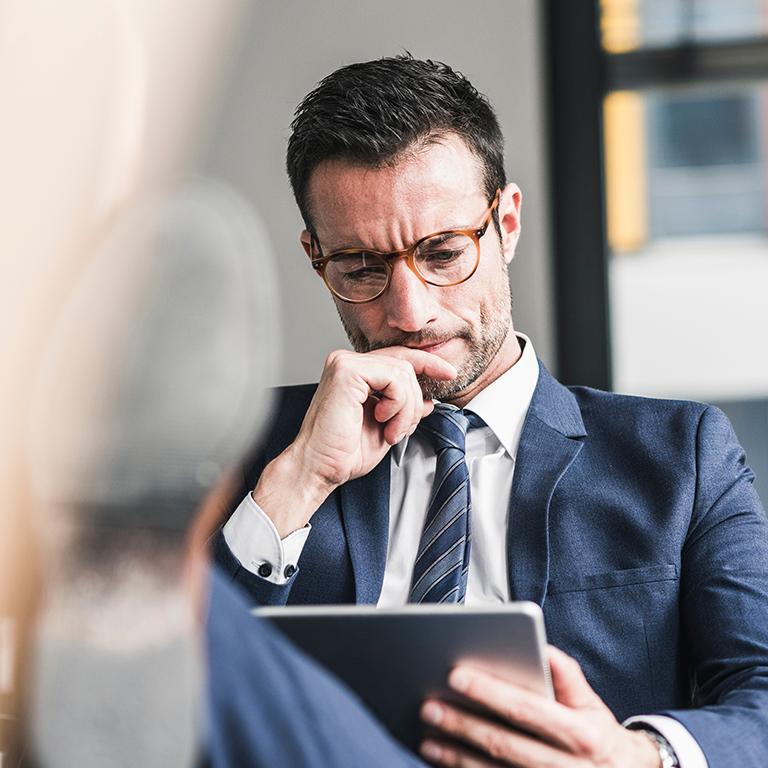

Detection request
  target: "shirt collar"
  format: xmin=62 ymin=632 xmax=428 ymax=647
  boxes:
xmin=392 ymin=333 xmax=539 ymax=464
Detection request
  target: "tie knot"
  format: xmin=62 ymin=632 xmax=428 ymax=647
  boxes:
xmin=418 ymin=407 xmax=472 ymax=455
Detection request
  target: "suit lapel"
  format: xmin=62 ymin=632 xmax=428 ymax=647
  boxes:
xmin=507 ymin=366 xmax=586 ymax=606
xmin=339 ymin=454 xmax=391 ymax=604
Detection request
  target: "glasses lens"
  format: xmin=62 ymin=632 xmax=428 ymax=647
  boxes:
xmin=324 ymin=252 xmax=389 ymax=301
xmin=414 ymin=233 xmax=479 ymax=285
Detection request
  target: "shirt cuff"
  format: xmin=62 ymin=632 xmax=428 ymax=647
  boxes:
xmin=222 ymin=493 xmax=310 ymax=584
xmin=624 ymin=715 xmax=708 ymax=768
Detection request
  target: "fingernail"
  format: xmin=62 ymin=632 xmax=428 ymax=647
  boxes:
xmin=421 ymin=701 xmax=443 ymax=725
xmin=420 ymin=740 xmax=442 ymax=762
xmin=449 ymin=668 xmax=471 ymax=693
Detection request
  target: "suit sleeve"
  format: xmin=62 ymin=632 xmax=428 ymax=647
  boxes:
xmin=209 ymin=387 xmax=316 ymax=606
xmin=209 ymin=438 xmax=300 ymax=606
xmin=211 ymin=529 xmax=298 ymax=606
xmin=206 ymin=566 xmax=427 ymax=768
xmin=663 ymin=406 xmax=768 ymax=768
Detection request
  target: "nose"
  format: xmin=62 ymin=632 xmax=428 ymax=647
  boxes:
xmin=382 ymin=258 xmax=440 ymax=332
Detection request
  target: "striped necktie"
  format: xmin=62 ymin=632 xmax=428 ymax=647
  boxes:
xmin=409 ymin=407 xmax=476 ymax=604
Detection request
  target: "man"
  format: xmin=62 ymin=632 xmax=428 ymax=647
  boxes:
xmin=211 ymin=56 xmax=768 ymax=768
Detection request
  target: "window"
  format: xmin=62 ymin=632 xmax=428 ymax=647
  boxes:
xmin=598 ymin=0 xmax=768 ymax=502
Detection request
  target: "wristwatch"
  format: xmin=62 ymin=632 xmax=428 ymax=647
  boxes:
xmin=629 ymin=726 xmax=680 ymax=768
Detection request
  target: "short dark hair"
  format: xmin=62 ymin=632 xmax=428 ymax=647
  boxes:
xmin=286 ymin=55 xmax=506 ymax=232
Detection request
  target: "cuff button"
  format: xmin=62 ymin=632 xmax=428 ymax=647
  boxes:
xmin=284 ymin=564 xmax=296 ymax=579
xmin=257 ymin=563 xmax=273 ymax=578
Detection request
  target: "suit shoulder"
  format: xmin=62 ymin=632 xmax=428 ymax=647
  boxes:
xmin=264 ymin=382 xmax=318 ymax=443
xmin=564 ymin=386 xmax=728 ymax=445
xmin=275 ymin=383 xmax=319 ymax=414
xmin=567 ymin=385 xmax=710 ymax=419
xmin=561 ymin=387 xmax=753 ymax=493
xmin=239 ymin=383 xmax=318 ymax=471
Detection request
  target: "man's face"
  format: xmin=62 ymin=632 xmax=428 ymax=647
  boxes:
xmin=301 ymin=134 xmax=523 ymax=404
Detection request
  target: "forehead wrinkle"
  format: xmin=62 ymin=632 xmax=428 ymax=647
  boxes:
xmin=312 ymin=175 xmax=433 ymax=253
xmin=308 ymin=136 xmax=487 ymax=253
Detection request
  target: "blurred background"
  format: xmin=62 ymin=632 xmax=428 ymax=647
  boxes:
xmin=600 ymin=0 xmax=768 ymax=505
xmin=1 ymin=0 xmax=766 ymax=765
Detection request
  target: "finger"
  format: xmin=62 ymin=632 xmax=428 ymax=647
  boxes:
xmin=419 ymin=737 xmax=497 ymax=768
xmin=369 ymin=347 xmax=454 ymax=442
xmin=365 ymin=347 xmax=456 ymax=436
xmin=420 ymin=700 xmax=564 ymax=768
xmin=368 ymin=346 xmax=457 ymax=381
xmin=447 ymin=662 xmax=628 ymax=761
xmin=319 ymin=348 xmax=451 ymax=446
xmin=445 ymin=666 xmax=586 ymax=753
xmin=312 ymin=351 xmax=421 ymax=449
xmin=420 ymin=397 xmax=437 ymax=418
xmin=371 ymin=365 xmax=427 ymax=443
xmin=546 ymin=646 xmax=607 ymax=711
xmin=370 ymin=367 xmax=418 ymax=422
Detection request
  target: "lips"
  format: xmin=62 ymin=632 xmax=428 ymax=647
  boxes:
xmin=406 ymin=339 xmax=451 ymax=353
xmin=366 ymin=329 xmax=469 ymax=355
xmin=407 ymin=336 xmax=456 ymax=357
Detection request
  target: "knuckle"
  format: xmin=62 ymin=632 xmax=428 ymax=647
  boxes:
xmin=434 ymin=745 xmax=460 ymax=768
xmin=440 ymin=706 xmax=460 ymax=731
xmin=326 ymin=349 xmax=346 ymax=363
xmin=485 ymin=728 xmax=514 ymax=760
xmin=502 ymin=698 xmax=533 ymax=726
xmin=572 ymin=725 xmax=601 ymax=757
xmin=324 ymin=349 xmax=349 ymax=372
xmin=393 ymin=357 xmax=415 ymax=376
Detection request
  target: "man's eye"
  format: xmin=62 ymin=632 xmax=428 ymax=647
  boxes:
xmin=418 ymin=234 xmax=473 ymax=267
xmin=423 ymin=248 xmax=462 ymax=262
xmin=343 ymin=266 xmax=381 ymax=281
xmin=330 ymin=254 xmax=386 ymax=282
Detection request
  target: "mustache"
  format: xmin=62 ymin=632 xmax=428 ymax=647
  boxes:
xmin=365 ymin=327 xmax=473 ymax=352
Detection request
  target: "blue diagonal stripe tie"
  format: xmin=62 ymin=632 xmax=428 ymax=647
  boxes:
xmin=410 ymin=407 xmax=477 ymax=604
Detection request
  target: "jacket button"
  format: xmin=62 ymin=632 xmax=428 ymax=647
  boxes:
xmin=258 ymin=563 xmax=272 ymax=578
xmin=284 ymin=564 xmax=296 ymax=579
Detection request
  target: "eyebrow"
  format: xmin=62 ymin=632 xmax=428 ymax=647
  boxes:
xmin=320 ymin=218 xmax=480 ymax=256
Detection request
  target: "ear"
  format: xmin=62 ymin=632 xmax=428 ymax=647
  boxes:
xmin=498 ymin=183 xmax=522 ymax=266
xmin=300 ymin=230 xmax=312 ymax=258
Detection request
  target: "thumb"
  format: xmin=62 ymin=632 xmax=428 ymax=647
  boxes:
xmin=548 ymin=645 xmax=608 ymax=712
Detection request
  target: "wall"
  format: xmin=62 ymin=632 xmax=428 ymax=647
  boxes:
xmin=202 ymin=0 xmax=555 ymax=386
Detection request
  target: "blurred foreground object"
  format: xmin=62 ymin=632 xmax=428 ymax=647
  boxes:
xmin=0 ymin=1 xmax=252 ymax=764
xmin=25 ymin=178 xmax=278 ymax=768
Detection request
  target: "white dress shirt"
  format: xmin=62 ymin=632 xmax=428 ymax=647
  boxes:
xmin=377 ymin=333 xmax=538 ymax=606
xmin=222 ymin=333 xmax=707 ymax=768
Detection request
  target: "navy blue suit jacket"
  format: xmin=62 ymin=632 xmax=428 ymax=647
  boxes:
xmin=214 ymin=364 xmax=768 ymax=767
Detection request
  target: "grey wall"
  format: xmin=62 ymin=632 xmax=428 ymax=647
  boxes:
xmin=203 ymin=0 xmax=554 ymax=386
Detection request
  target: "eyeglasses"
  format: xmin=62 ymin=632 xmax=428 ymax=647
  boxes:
xmin=309 ymin=189 xmax=501 ymax=304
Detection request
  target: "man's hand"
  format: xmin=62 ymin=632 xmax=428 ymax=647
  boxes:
xmin=418 ymin=645 xmax=662 ymax=768
xmin=253 ymin=347 xmax=456 ymax=537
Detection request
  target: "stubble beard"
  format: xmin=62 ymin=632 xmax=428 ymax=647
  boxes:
xmin=338 ymin=284 xmax=513 ymax=403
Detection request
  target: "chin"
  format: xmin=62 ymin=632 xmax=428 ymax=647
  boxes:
xmin=417 ymin=374 xmax=465 ymax=402
xmin=417 ymin=360 xmax=484 ymax=402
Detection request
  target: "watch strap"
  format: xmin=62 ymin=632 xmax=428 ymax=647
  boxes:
xmin=627 ymin=725 xmax=680 ymax=768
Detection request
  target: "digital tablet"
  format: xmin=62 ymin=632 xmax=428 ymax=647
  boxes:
xmin=254 ymin=601 xmax=552 ymax=751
